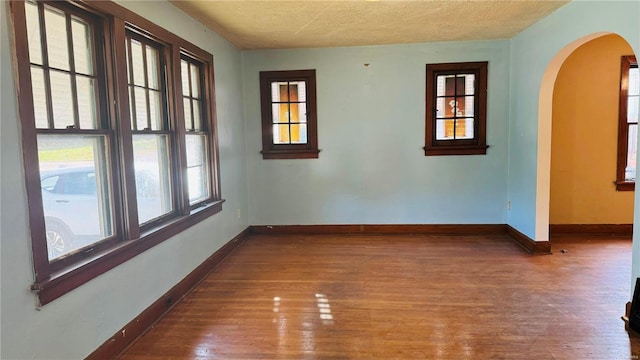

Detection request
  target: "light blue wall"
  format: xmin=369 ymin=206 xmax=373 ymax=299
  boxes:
xmin=0 ymin=1 xmax=249 ymax=359
xmin=242 ymin=41 xmax=511 ymax=226
xmin=3 ymin=0 xmax=640 ymax=358
xmin=507 ymin=1 xmax=640 ymax=239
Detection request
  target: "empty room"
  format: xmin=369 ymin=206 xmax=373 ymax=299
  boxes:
xmin=2 ymin=0 xmax=640 ymax=359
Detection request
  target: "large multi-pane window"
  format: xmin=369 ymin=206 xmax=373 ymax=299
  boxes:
xmin=25 ymin=1 xmax=115 ymax=261
xmin=10 ymin=0 xmax=222 ymax=305
xmin=425 ymin=62 xmax=489 ymax=156
xmin=259 ymin=70 xmax=319 ymax=159
xmin=616 ymin=55 xmax=639 ymax=191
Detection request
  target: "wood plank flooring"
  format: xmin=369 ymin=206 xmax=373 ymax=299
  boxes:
xmin=119 ymin=233 xmax=640 ymax=359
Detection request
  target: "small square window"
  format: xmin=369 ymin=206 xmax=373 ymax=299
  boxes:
xmin=425 ymin=62 xmax=489 ymax=156
xmin=259 ymin=70 xmax=319 ymax=159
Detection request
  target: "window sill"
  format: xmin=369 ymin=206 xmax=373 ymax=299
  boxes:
xmin=30 ymin=199 xmax=224 ymax=306
xmin=424 ymin=144 xmax=489 ymax=156
xmin=261 ymin=149 xmax=320 ymax=159
xmin=615 ymin=181 xmax=635 ymax=191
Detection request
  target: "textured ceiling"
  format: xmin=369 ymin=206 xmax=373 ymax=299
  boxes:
xmin=170 ymin=0 xmax=569 ymax=50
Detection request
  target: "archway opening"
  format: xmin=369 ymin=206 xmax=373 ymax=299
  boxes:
xmin=536 ymin=32 xmax=637 ymax=241
xmin=549 ymin=34 xmax=636 ymax=231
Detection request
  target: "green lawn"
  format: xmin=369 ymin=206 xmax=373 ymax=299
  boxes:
xmin=38 ymin=138 xmax=159 ymax=162
xmin=39 ymin=146 xmax=93 ymax=162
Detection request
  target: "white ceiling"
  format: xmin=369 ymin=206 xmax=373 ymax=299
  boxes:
xmin=170 ymin=0 xmax=569 ymax=50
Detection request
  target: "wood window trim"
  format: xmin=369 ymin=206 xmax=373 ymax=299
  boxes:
xmin=424 ymin=61 xmax=489 ymax=156
xmin=616 ymin=55 xmax=637 ymax=191
xmin=180 ymin=54 xmax=220 ymax=209
xmin=259 ymin=69 xmax=319 ymax=159
xmin=9 ymin=0 xmax=223 ymax=306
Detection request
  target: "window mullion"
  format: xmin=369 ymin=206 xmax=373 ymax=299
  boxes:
xmin=172 ymin=50 xmax=190 ymax=214
xmin=141 ymin=42 xmax=152 ymax=130
xmin=125 ymin=37 xmax=138 ymax=131
xmin=453 ymin=75 xmax=458 ymax=140
xmin=115 ymin=23 xmax=141 ymax=240
xmin=65 ymin=13 xmax=80 ymax=129
xmin=37 ymin=3 xmax=55 ymax=129
xmin=287 ymin=81 xmax=291 ymax=144
xmin=187 ymin=63 xmax=195 ymax=130
xmin=161 ymin=46 xmax=181 ymax=216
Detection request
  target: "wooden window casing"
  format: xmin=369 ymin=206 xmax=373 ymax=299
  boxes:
xmin=424 ymin=62 xmax=489 ymax=156
xmin=616 ymin=55 xmax=638 ymax=191
xmin=181 ymin=54 xmax=216 ymax=208
xmin=259 ymin=69 xmax=319 ymax=159
xmin=9 ymin=0 xmax=223 ymax=306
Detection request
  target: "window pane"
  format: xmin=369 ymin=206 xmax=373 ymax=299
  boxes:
xmin=77 ymin=76 xmax=97 ymax=129
xmin=186 ymin=134 xmax=209 ymax=204
xmin=290 ymin=124 xmax=307 ymax=144
xmin=183 ymin=98 xmax=193 ymax=129
xmin=436 ymin=120 xmax=454 ymax=140
xmin=132 ymin=135 xmax=173 ymax=224
xmin=31 ymin=67 xmax=49 ymax=129
xmin=463 ymin=74 xmax=475 ymax=95
xmin=149 ymin=89 xmax=162 ymax=131
xmin=436 ymin=75 xmax=455 ymax=96
xmin=290 ymin=102 xmax=300 ymax=123
xmin=125 ymin=41 xmax=131 ymax=84
xmin=457 ymin=119 xmax=474 ymax=139
xmin=291 ymin=81 xmax=306 ymax=102
xmin=192 ymin=99 xmax=201 ymax=130
xmin=273 ymin=124 xmax=290 ymax=144
xmin=71 ymin=18 xmax=92 ymax=75
xmin=25 ymin=1 xmax=43 ymax=65
xmin=436 ymin=97 xmax=446 ymax=119
xmin=298 ymin=102 xmax=307 ymax=123
xmin=181 ymin=60 xmax=189 ymax=96
xmin=627 ymin=124 xmax=638 ymax=181
xmin=628 ymin=96 xmax=638 ymax=123
xmin=273 ymin=104 xmax=288 ymax=123
xmin=453 ymin=76 xmax=465 ymax=96
xmin=190 ymin=63 xmax=200 ymax=98
xmin=44 ymin=6 xmax=70 ymax=71
xmin=461 ymin=96 xmax=475 ymax=116
xmin=38 ymin=135 xmax=113 ymax=261
xmin=271 ymin=82 xmax=288 ymax=102
xmin=146 ymin=46 xmax=159 ymax=90
xmin=129 ymin=39 xmax=145 ymax=87
xmin=453 ymin=98 xmax=465 ymax=116
xmin=271 ymin=104 xmax=279 ymax=123
xmin=444 ymin=97 xmax=456 ymax=118
xmin=447 ymin=96 xmax=474 ymax=117
xmin=132 ymin=86 xmax=148 ymax=130
xmin=50 ymin=70 xmax=74 ymax=129
xmin=630 ymin=68 xmax=639 ymax=96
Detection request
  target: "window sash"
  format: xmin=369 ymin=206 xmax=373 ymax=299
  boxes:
xmin=38 ymin=133 xmax=115 ymax=261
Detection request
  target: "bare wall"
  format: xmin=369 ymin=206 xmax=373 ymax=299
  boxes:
xmin=242 ymin=41 xmax=511 ymax=226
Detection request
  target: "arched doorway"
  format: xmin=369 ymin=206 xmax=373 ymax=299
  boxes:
xmin=535 ymin=32 xmax=637 ymax=242
xmin=549 ymin=34 xmax=636 ymax=229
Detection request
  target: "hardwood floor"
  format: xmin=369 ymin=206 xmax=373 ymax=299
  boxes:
xmin=119 ymin=233 xmax=640 ymax=359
